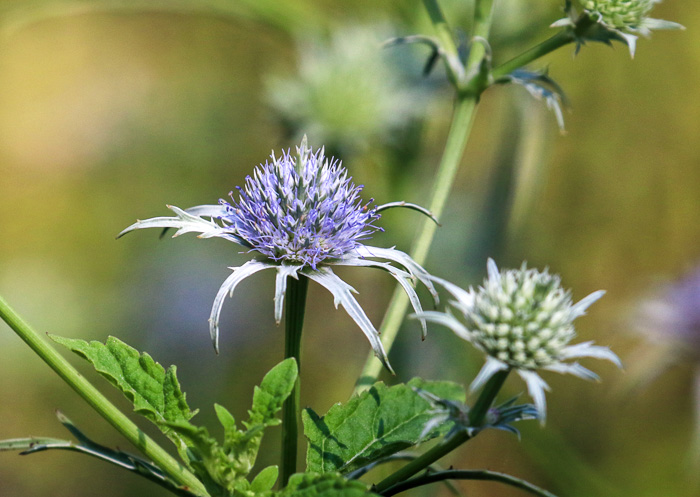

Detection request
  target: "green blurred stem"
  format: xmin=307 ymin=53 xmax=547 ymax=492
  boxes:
xmin=381 ymin=468 xmax=558 ymax=497
xmin=465 ymin=0 xmax=495 ymax=70
xmin=491 ymin=29 xmax=575 ymax=80
xmin=422 ymin=0 xmax=462 ymax=85
xmin=373 ymin=371 xmax=509 ymax=494
xmin=281 ymin=276 xmax=309 ymax=486
xmin=0 ymin=295 xmax=209 ymax=497
xmin=354 ymin=0 xmax=496 ymax=393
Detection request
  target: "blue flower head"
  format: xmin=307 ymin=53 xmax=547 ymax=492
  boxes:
xmin=119 ymin=138 xmax=438 ymax=372
xmin=222 ymin=141 xmax=380 ymax=269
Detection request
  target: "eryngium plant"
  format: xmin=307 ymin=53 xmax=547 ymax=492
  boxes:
xmin=119 ymin=138 xmax=437 ymax=372
xmin=418 ymin=259 xmax=621 ymax=422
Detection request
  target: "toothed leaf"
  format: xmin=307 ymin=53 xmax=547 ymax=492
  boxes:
xmin=303 ymin=379 xmax=465 ymax=474
xmin=49 ymin=335 xmax=195 ymax=453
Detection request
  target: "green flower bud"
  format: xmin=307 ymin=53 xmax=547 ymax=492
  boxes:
xmin=583 ymin=0 xmax=654 ymax=31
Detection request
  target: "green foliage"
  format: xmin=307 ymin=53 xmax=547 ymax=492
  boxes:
xmin=250 ymin=466 xmax=279 ymax=493
xmin=49 ymin=334 xmax=196 ymax=455
xmin=303 ymin=378 xmax=465 ymax=474
xmin=277 ymin=473 xmax=379 ymax=497
xmin=168 ymin=358 xmax=298 ymax=496
xmin=52 ymin=333 xmax=299 ymax=497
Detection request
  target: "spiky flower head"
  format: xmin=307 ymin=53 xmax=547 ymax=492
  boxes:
xmin=552 ymin=0 xmax=683 ymax=57
xmin=119 ymin=138 xmax=438 ymax=372
xmin=266 ymin=24 xmax=428 ymax=153
xmin=222 ymin=140 xmax=379 ymax=269
xmin=417 ymin=259 xmax=621 ymax=422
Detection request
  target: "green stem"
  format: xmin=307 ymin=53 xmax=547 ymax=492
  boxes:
xmin=381 ymin=468 xmax=558 ymax=497
xmin=465 ymin=0 xmax=495 ymax=72
xmin=355 ymin=0 xmax=497 ymax=394
xmin=0 ymin=295 xmax=209 ymax=497
xmin=281 ymin=276 xmax=309 ymax=486
xmin=491 ymin=29 xmax=575 ymax=80
xmin=372 ymin=371 xmax=509 ymax=494
xmin=422 ymin=0 xmax=462 ymax=85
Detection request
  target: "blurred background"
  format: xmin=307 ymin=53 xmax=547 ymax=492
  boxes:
xmin=0 ymin=1 xmax=698 ymax=496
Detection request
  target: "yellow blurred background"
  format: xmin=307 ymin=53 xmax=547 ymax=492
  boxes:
xmin=0 ymin=1 xmax=698 ymax=496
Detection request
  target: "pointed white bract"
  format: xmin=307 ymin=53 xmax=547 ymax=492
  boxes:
xmin=120 ymin=139 xmax=437 ymax=372
xmin=417 ymin=258 xmax=622 ymax=423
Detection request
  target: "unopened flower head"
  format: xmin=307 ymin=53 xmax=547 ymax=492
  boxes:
xmin=417 ymin=259 xmax=621 ymax=422
xmin=119 ymin=137 xmax=438 ymax=372
xmin=583 ymin=0 xmax=656 ymax=31
xmin=222 ymin=143 xmax=379 ymax=269
xmin=466 ymin=261 xmax=587 ymax=369
xmin=553 ymin=0 xmax=683 ymax=57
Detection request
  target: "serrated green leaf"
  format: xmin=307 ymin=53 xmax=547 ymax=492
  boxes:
xmin=278 ymin=473 xmax=379 ymax=497
xmin=50 ymin=334 xmax=195 ymax=453
xmin=250 ymin=465 xmax=278 ymax=493
xmin=303 ymin=378 xmax=465 ymax=474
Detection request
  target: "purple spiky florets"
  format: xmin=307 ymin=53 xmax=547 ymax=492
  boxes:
xmin=220 ymin=146 xmax=381 ymax=269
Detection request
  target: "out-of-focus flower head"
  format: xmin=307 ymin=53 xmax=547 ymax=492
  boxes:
xmin=633 ymin=266 xmax=700 ymax=363
xmin=417 ymin=259 xmax=621 ymax=423
xmin=266 ymin=24 xmax=428 ymax=154
xmin=119 ymin=138 xmax=438 ymax=373
xmin=552 ymin=0 xmax=684 ymax=57
xmin=630 ymin=265 xmax=700 ymax=464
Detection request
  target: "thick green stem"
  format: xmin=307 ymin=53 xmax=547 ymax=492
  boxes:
xmin=373 ymin=371 xmax=509 ymax=494
xmin=355 ymin=95 xmax=478 ymax=392
xmin=0 ymin=295 xmax=209 ymax=497
xmin=355 ymin=0 xmax=497 ymax=394
xmin=280 ymin=276 xmax=309 ymax=486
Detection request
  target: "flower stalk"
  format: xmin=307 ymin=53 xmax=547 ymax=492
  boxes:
xmin=0 ymin=295 xmax=209 ymax=497
xmin=355 ymin=0 xmax=495 ymax=393
xmin=491 ymin=30 xmax=576 ymax=81
xmin=281 ymin=275 xmax=309 ymax=485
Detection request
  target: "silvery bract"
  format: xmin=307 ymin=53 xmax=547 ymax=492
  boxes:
xmin=417 ymin=259 xmax=621 ymax=423
xmin=552 ymin=0 xmax=684 ymax=57
xmin=119 ymin=138 xmax=437 ymax=373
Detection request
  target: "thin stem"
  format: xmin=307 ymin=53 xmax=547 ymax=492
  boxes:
xmin=0 ymin=295 xmax=209 ymax=497
xmin=355 ymin=0 xmax=497 ymax=394
xmin=381 ymin=469 xmax=559 ymax=497
xmin=422 ymin=0 xmax=462 ymax=84
xmin=491 ymin=30 xmax=575 ymax=80
xmin=468 ymin=369 xmax=509 ymax=426
xmin=280 ymin=276 xmax=309 ymax=486
xmin=465 ymin=0 xmax=495 ymax=73
xmin=372 ymin=371 xmax=509 ymax=494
